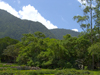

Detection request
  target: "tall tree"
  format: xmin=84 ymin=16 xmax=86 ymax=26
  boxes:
xmin=88 ymin=42 xmax=100 ymax=69
xmin=94 ymin=0 xmax=100 ymax=39
xmin=73 ymin=0 xmax=95 ymax=69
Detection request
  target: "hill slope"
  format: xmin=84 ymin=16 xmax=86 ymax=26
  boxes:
xmin=0 ymin=9 xmax=56 ymax=40
xmin=50 ymin=29 xmax=80 ymax=39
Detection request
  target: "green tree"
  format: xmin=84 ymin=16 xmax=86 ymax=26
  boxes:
xmin=2 ymin=44 xmax=19 ymax=63
xmin=88 ymin=42 xmax=100 ymax=69
xmin=16 ymin=33 xmax=46 ymax=66
xmin=63 ymin=35 xmax=78 ymax=67
xmin=94 ymin=0 xmax=100 ymax=39
xmin=37 ymin=38 xmax=68 ymax=68
xmin=0 ymin=37 xmax=19 ymax=62
xmin=73 ymin=0 xmax=96 ymax=69
xmin=17 ymin=34 xmax=38 ymax=65
xmin=76 ymin=36 xmax=91 ymax=68
xmin=34 ymin=31 xmax=46 ymax=38
xmin=63 ymin=34 xmax=71 ymax=40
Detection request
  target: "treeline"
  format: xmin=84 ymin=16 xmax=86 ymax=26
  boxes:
xmin=0 ymin=31 xmax=100 ymax=70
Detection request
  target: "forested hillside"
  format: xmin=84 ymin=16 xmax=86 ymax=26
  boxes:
xmin=50 ymin=29 xmax=80 ymax=39
xmin=0 ymin=9 xmax=81 ymax=40
xmin=0 ymin=9 xmax=56 ymax=40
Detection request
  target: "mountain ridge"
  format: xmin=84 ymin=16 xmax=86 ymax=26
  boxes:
xmin=0 ymin=9 xmax=56 ymax=40
xmin=0 ymin=9 xmax=80 ymax=40
xmin=50 ymin=28 xmax=80 ymax=39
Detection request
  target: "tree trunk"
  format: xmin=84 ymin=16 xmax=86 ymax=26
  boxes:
xmin=90 ymin=0 xmax=94 ymax=70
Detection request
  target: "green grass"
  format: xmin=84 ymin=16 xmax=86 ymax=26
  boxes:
xmin=0 ymin=63 xmax=18 ymax=67
xmin=0 ymin=63 xmax=100 ymax=75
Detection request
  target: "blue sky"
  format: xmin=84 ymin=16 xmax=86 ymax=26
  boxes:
xmin=0 ymin=0 xmax=84 ymax=32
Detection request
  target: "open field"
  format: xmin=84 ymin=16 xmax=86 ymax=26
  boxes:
xmin=0 ymin=63 xmax=100 ymax=75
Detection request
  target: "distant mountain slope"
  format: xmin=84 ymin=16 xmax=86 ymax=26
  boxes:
xmin=0 ymin=9 xmax=56 ymax=40
xmin=50 ymin=29 xmax=80 ymax=39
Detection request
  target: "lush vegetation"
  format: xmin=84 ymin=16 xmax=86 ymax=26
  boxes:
xmin=0 ymin=31 xmax=100 ymax=70
xmin=0 ymin=37 xmax=19 ymax=63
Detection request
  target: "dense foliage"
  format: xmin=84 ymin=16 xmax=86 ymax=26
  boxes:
xmin=0 ymin=30 xmax=99 ymax=70
xmin=0 ymin=37 xmax=19 ymax=62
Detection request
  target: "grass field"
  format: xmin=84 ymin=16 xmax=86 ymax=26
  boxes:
xmin=0 ymin=63 xmax=100 ymax=75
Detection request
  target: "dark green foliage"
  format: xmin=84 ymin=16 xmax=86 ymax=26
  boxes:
xmin=15 ymin=33 xmax=71 ymax=68
xmin=62 ymin=34 xmax=78 ymax=67
xmin=0 ymin=37 xmax=19 ymax=62
xmin=0 ymin=9 xmax=56 ymax=40
xmin=0 ymin=31 xmax=100 ymax=70
xmin=0 ymin=32 xmax=99 ymax=71
xmin=2 ymin=44 xmax=19 ymax=63
xmin=34 ymin=31 xmax=46 ymax=38
xmin=0 ymin=32 xmax=92 ymax=69
xmin=50 ymin=28 xmax=80 ymax=40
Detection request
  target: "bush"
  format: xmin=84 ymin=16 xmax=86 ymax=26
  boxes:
xmin=11 ymin=66 xmax=41 ymax=70
xmin=65 ymin=62 xmax=72 ymax=68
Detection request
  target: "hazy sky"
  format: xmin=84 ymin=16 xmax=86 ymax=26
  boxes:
xmin=0 ymin=0 xmax=84 ymax=32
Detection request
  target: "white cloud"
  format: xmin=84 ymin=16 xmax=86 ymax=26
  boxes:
xmin=77 ymin=0 xmax=88 ymax=8
xmin=18 ymin=5 xmax=57 ymax=29
xmin=0 ymin=1 xmax=57 ymax=29
xmin=77 ymin=0 xmax=87 ymax=4
xmin=0 ymin=0 xmax=20 ymax=18
xmin=72 ymin=29 xmax=78 ymax=32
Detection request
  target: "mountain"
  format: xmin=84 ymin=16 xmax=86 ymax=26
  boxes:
xmin=0 ymin=9 xmax=80 ymax=40
xmin=50 ymin=29 xmax=80 ymax=39
xmin=0 ymin=9 xmax=56 ymax=40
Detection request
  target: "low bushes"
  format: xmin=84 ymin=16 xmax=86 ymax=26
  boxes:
xmin=11 ymin=66 xmax=41 ymax=70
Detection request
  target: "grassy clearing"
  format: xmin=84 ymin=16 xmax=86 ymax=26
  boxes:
xmin=0 ymin=63 xmax=18 ymax=68
xmin=0 ymin=63 xmax=100 ymax=75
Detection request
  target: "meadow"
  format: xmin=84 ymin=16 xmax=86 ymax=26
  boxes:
xmin=0 ymin=63 xmax=100 ymax=75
